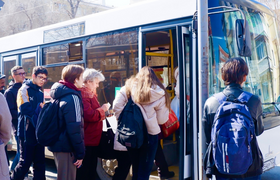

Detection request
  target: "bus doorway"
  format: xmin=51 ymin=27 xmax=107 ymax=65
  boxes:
xmin=142 ymin=26 xmax=192 ymax=180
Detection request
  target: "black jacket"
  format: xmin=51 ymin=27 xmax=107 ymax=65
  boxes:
xmin=203 ymin=83 xmax=264 ymax=178
xmin=17 ymin=80 xmax=44 ymax=142
xmin=4 ymin=82 xmax=22 ymax=135
xmin=47 ymin=82 xmax=85 ymax=160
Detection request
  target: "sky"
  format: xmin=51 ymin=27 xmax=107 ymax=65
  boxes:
xmin=105 ymin=0 xmax=131 ymax=7
xmin=84 ymin=0 xmax=131 ymax=7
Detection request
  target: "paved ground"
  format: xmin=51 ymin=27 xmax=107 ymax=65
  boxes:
xmin=7 ymin=151 xmax=280 ymax=180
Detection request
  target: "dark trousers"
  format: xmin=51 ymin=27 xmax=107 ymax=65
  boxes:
xmin=11 ymin=136 xmax=20 ymax=171
xmin=154 ymin=140 xmax=169 ymax=176
xmin=11 ymin=137 xmax=45 ymax=180
xmin=76 ymin=146 xmax=99 ymax=180
xmin=127 ymin=134 xmax=158 ymax=180
xmin=113 ymin=150 xmax=131 ymax=180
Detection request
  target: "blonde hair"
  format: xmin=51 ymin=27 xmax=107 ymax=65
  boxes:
xmin=125 ymin=66 xmax=170 ymax=110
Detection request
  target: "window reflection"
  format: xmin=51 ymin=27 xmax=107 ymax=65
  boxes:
xmin=209 ymin=2 xmax=279 ymax=104
xmin=42 ymin=41 xmax=83 ymax=65
xmin=208 ymin=1 xmax=280 ymax=123
xmin=3 ymin=56 xmax=17 ymax=89
xmin=22 ymin=52 xmax=36 ymax=80
xmin=86 ymin=29 xmax=138 ymax=106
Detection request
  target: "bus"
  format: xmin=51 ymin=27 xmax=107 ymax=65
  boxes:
xmin=1 ymin=0 xmax=280 ymax=179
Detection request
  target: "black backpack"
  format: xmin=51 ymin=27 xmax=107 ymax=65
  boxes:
xmin=117 ymin=98 xmax=148 ymax=149
xmin=36 ymin=94 xmax=70 ymax=146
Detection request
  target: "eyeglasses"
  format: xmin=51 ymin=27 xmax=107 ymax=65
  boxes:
xmin=15 ymin=72 xmax=26 ymax=76
xmin=37 ymin=75 xmax=48 ymax=82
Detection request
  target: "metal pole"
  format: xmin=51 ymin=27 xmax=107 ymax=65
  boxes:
xmin=198 ymin=0 xmax=208 ymax=179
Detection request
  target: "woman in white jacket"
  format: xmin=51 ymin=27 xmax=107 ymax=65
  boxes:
xmin=0 ymin=93 xmax=12 ymax=180
xmin=113 ymin=66 xmax=170 ymax=180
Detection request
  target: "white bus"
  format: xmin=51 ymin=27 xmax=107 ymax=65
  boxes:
xmin=1 ymin=0 xmax=280 ymax=179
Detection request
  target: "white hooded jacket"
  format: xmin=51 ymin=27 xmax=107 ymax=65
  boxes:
xmin=113 ymin=84 xmax=169 ymax=151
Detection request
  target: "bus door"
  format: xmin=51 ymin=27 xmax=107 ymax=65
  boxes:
xmin=176 ymin=25 xmax=194 ymax=180
xmin=142 ymin=25 xmax=193 ymax=180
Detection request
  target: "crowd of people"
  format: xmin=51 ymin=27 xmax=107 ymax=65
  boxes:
xmin=0 ymin=57 xmax=264 ymax=180
xmin=0 ymin=65 xmax=175 ymax=180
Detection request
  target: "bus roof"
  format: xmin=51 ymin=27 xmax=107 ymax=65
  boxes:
xmin=0 ymin=0 xmax=274 ymax=54
xmin=0 ymin=0 xmax=193 ymax=54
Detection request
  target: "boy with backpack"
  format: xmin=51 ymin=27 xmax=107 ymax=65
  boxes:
xmin=11 ymin=66 xmax=48 ymax=180
xmin=203 ymin=57 xmax=264 ymax=180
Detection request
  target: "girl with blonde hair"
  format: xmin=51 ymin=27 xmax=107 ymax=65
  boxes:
xmin=113 ymin=66 xmax=170 ymax=180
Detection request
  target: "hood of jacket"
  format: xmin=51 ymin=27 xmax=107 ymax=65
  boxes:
xmin=25 ymin=79 xmax=41 ymax=91
xmin=50 ymin=82 xmax=81 ymax=100
xmin=9 ymin=78 xmax=28 ymax=88
xmin=131 ymin=84 xmax=165 ymax=104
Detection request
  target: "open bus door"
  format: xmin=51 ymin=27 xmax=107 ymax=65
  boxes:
xmin=142 ymin=24 xmax=194 ymax=180
xmin=176 ymin=25 xmax=195 ymax=180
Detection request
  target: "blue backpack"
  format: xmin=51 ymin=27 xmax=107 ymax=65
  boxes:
xmin=211 ymin=92 xmax=255 ymax=175
xmin=117 ymin=98 xmax=148 ymax=149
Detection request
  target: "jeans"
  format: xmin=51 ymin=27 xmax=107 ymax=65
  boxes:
xmin=127 ymin=134 xmax=158 ymax=180
xmin=216 ymin=175 xmax=261 ymax=180
xmin=11 ymin=136 xmax=20 ymax=171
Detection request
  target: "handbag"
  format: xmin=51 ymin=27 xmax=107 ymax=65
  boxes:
xmin=97 ymin=118 xmax=116 ymax=159
xmin=160 ymin=109 xmax=180 ymax=138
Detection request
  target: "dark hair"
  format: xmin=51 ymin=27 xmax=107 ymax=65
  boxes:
xmin=11 ymin=66 xmax=23 ymax=75
xmin=33 ymin=66 xmax=48 ymax=76
xmin=61 ymin=65 xmax=84 ymax=84
xmin=221 ymin=57 xmax=248 ymax=85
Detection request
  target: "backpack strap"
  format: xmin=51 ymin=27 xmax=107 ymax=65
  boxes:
xmin=237 ymin=92 xmax=253 ymax=103
xmin=213 ymin=92 xmax=227 ymax=105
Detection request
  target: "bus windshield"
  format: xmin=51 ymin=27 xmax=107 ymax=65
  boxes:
xmin=208 ymin=2 xmax=280 ymax=113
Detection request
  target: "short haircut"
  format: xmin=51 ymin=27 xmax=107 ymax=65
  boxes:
xmin=221 ymin=57 xmax=249 ymax=85
xmin=83 ymin=68 xmax=105 ymax=83
xmin=11 ymin=66 xmax=23 ymax=75
xmin=61 ymin=65 xmax=84 ymax=84
xmin=33 ymin=66 xmax=48 ymax=76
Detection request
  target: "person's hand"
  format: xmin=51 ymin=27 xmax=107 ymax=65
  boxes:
xmin=39 ymin=103 xmax=44 ymax=108
xmin=74 ymin=159 xmax=83 ymax=168
xmin=101 ymin=103 xmax=110 ymax=112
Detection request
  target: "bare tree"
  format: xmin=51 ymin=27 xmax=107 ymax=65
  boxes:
xmin=66 ymin=0 xmax=82 ymax=19
xmin=0 ymin=0 xmax=109 ymax=38
xmin=257 ymin=0 xmax=280 ymax=25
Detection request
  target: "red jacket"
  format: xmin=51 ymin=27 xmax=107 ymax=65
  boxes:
xmin=80 ymin=86 xmax=105 ymax=146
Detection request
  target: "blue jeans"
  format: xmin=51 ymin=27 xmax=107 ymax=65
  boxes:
xmin=216 ymin=175 xmax=261 ymax=180
xmin=127 ymin=134 xmax=158 ymax=180
xmin=11 ymin=136 xmax=20 ymax=171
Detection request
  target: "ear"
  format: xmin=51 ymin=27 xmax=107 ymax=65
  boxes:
xmin=32 ymin=74 xmax=36 ymax=79
xmin=243 ymin=75 xmax=247 ymax=83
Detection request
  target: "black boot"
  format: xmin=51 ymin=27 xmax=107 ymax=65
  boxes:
xmin=160 ymin=171 xmax=175 ymax=180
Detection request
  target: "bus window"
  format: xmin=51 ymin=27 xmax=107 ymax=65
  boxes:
xmin=3 ymin=56 xmax=17 ymax=89
xmin=42 ymin=41 xmax=83 ymax=65
xmin=86 ymin=29 xmax=138 ymax=106
xmin=22 ymin=52 xmax=36 ymax=80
